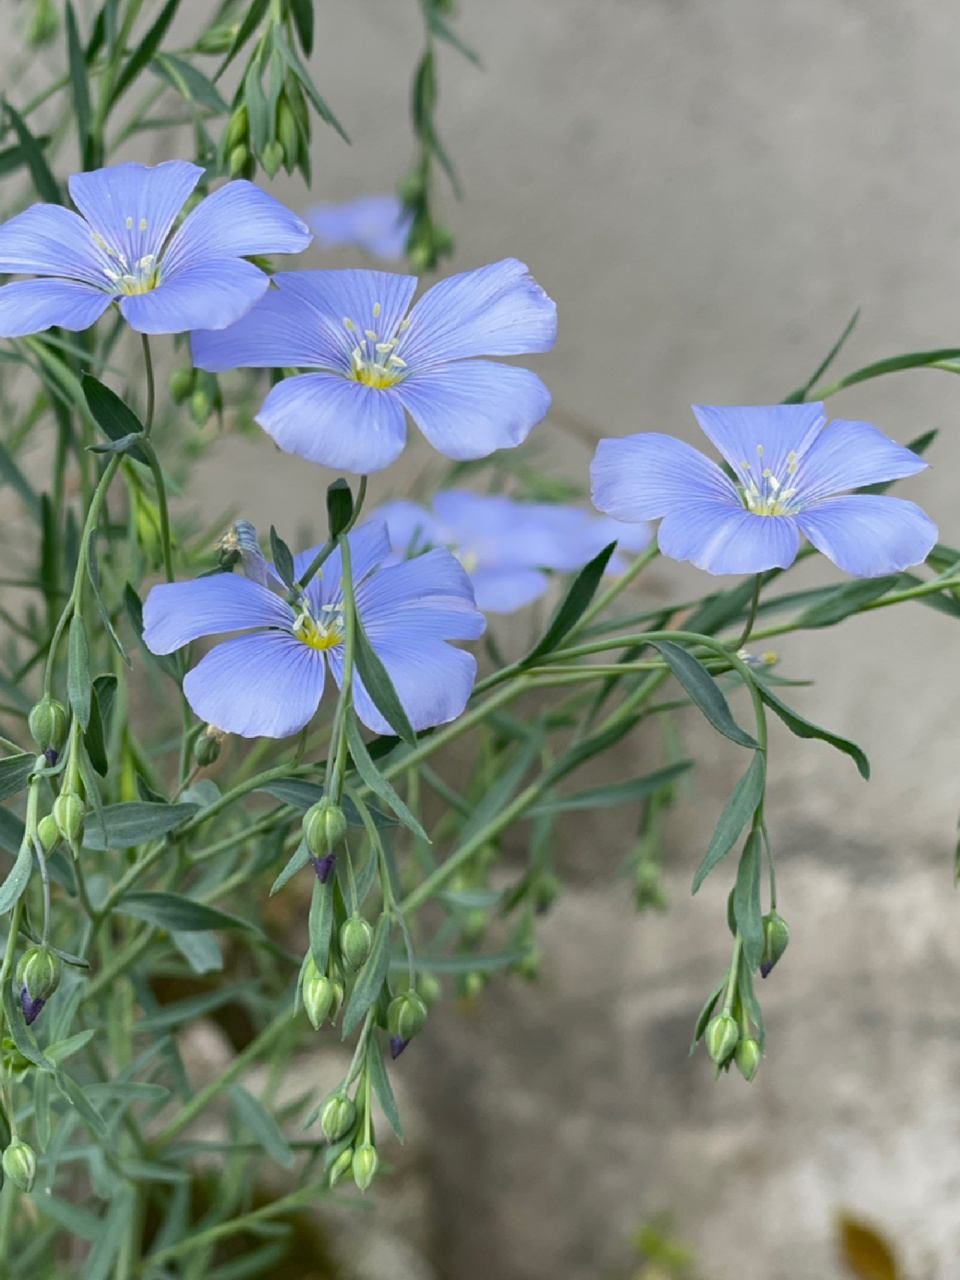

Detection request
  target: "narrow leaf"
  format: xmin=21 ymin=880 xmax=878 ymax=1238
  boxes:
xmin=308 ymin=876 xmax=333 ymax=973
xmin=522 ymin=542 xmax=617 ymax=666
xmin=82 ymin=374 xmax=148 ymax=464
xmin=288 ymin=0 xmax=314 ymax=55
xmin=528 ymin=760 xmax=692 ymax=816
xmin=0 ymin=753 xmax=36 ymax=803
xmin=692 ymin=751 xmax=766 ymax=893
xmin=797 ymin=576 xmax=899 ymax=628
xmin=81 ymin=801 xmax=198 ymax=849
xmin=346 ymin=715 xmax=427 ymax=840
xmin=342 ymin=914 xmax=391 ymax=1035
xmin=3 ymin=102 xmax=60 ymax=203
xmin=366 ymin=1035 xmax=403 ymax=1142
xmin=269 ymin=525 xmax=295 ymax=589
xmin=689 ymin=977 xmax=726 ymax=1053
xmin=732 ymin=829 xmax=764 ymax=969
xmin=110 ymin=0 xmax=182 ymax=105
xmin=757 ymin=683 xmax=869 ymax=779
xmin=115 ymin=891 xmax=258 ymax=933
xmin=65 ymin=3 xmax=92 ymax=158
xmin=0 ymin=838 xmax=34 ymax=915
xmin=326 ymin=478 xmax=353 ymax=538
xmin=354 ymin=614 xmax=416 ymax=745
xmin=68 ymin=613 xmax=92 ymax=730
xmin=215 ymin=0 xmax=270 ymax=79
xmin=228 ymin=1085 xmax=295 ymax=1169
xmin=651 ymin=641 xmax=758 ymax=748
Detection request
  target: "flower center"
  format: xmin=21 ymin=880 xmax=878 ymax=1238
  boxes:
xmin=736 ymin=445 xmax=800 ymax=516
xmin=92 ymin=219 xmax=161 ymax=296
xmin=292 ymin=603 xmax=344 ymax=651
xmin=342 ymin=303 xmax=411 ymax=389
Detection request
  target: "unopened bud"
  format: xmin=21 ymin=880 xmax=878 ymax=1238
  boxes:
xmin=311 ymin=854 xmax=335 ymax=884
xmin=396 ymin=172 xmax=424 ymax=205
xmin=223 ymin=104 xmax=248 ymax=154
xmin=190 ymin=386 xmax=212 ymax=424
xmin=302 ymin=957 xmax=334 ymax=1030
xmin=28 ymin=698 xmax=66 ymax=756
xmin=276 ymin=98 xmax=300 ymax=171
xmin=387 ymin=991 xmax=427 ymax=1044
xmin=705 ymin=1012 xmax=739 ymax=1067
xmin=260 ymin=139 xmax=285 ymax=180
xmin=26 ymin=0 xmax=59 ymax=46
xmin=194 ymin=725 xmax=223 ymax=768
xmin=340 ymin=916 xmax=372 ymax=970
xmin=17 ymin=946 xmax=60 ymax=1006
xmin=304 ymin=801 xmax=347 ymax=856
xmin=352 ymin=1143 xmax=379 ymax=1192
xmin=417 ymin=973 xmax=442 ymax=1006
xmin=2 ymin=1140 xmax=36 ymax=1192
xmin=36 ymin=814 xmax=59 ymax=854
xmin=169 ymin=366 xmax=194 ymax=404
xmin=735 ymin=1036 xmax=761 ymax=1083
xmin=533 ymin=873 xmax=562 ymax=915
xmin=328 ymin=1147 xmax=353 ymax=1186
xmin=228 ymin=144 xmax=250 ymax=179
xmin=760 ymin=911 xmax=789 ymax=978
xmin=53 ymin=790 xmax=84 ymax=849
xmin=319 ymin=1094 xmax=356 ymax=1143
xmin=195 ymin=23 xmax=238 ymax=54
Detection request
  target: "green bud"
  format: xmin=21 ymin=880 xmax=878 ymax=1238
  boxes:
xmin=28 ymin=697 xmax=67 ymax=756
xmin=189 ymin=387 xmax=212 ymax=424
xmin=302 ymin=957 xmax=334 ymax=1030
xmin=303 ymin=800 xmax=347 ymax=857
xmin=461 ymin=970 xmax=485 ymax=1000
xmin=194 ymin=725 xmax=223 ymax=768
xmin=352 ymin=1143 xmax=379 ymax=1192
xmin=760 ymin=912 xmax=789 ymax=978
xmin=417 ymin=973 xmax=442 ymax=1006
xmin=432 ymin=223 xmax=455 ymax=256
xmin=515 ymin=947 xmax=541 ymax=983
xmin=228 ymin=143 xmax=250 ymax=179
xmin=735 ymin=1036 xmax=761 ymax=1083
xmin=169 ymin=366 xmax=195 ymax=404
xmin=276 ymin=98 xmax=301 ymax=172
xmin=2 ymin=1140 xmax=36 ymax=1193
xmin=328 ymin=1147 xmax=353 ymax=1186
xmin=223 ymin=104 xmax=249 ymax=155
xmin=195 ymin=24 xmax=238 ymax=55
xmin=1 ymin=1039 xmax=31 ymax=1077
xmin=704 ymin=1012 xmax=739 ymax=1067
xmin=387 ymin=991 xmax=427 ymax=1043
xmin=53 ymin=790 xmax=84 ymax=849
xmin=260 ymin=139 xmax=285 ymax=180
xmin=16 ymin=946 xmax=61 ymax=1004
xmin=396 ymin=172 xmax=424 ymax=205
xmin=26 ymin=0 xmax=59 ymax=47
xmin=36 ymin=814 xmax=60 ymax=854
xmin=533 ymin=873 xmax=562 ymax=914
xmin=339 ymin=916 xmax=373 ymax=970
xmin=319 ymin=1093 xmax=356 ymax=1143
xmin=330 ymin=980 xmax=345 ymax=1022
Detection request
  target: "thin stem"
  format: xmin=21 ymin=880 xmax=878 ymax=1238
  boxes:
xmin=737 ymin=574 xmax=762 ymax=649
xmin=722 ymin=934 xmax=743 ymax=1014
xmin=567 ymin=540 xmax=660 ymax=640
xmin=297 ymin=476 xmax=368 ymax=592
xmin=140 ymin=334 xmax=155 ymax=436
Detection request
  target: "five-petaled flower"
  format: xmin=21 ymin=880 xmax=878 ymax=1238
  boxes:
xmin=590 ymin=403 xmax=937 ymax=577
xmin=0 ymin=161 xmax=311 ymax=337
xmin=306 ymin=194 xmax=412 ymax=261
xmin=190 ymin=258 xmax=557 ymax=473
xmin=372 ymin=489 xmax=652 ymax=613
xmin=142 ymin=522 xmax=485 ymax=739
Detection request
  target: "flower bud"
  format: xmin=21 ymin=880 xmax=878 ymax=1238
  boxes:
xmin=260 ymin=140 xmax=285 ymax=180
xmin=339 ymin=916 xmax=373 ymax=970
xmin=194 ymin=725 xmax=223 ymax=768
xmin=17 ymin=946 xmax=61 ymax=1006
xmin=169 ymin=365 xmax=194 ymax=404
xmin=228 ymin=144 xmax=250 ymax=179
xmin=26 ymin=0 xmax=59 ymax=46
xmin=319 ymin=1094 xmax=356 ymax=1143
xmin=223 ymin=105 xmax=249 ymax=155
xmin=735 ymin=1036 xmax=761 ymax=1083
xmin=304 ymin=801 xmax=347 ymax=857
xmin=28 ymin=698 xmax=66 ymax=756
xmin=195 ymin=23 xmax=238 ymax=54
xmin=387 ymin=991 xmax=427 ymax=1044
xmin=328 ymin=1147 xmax=354 ymax=1186
xmin=276 ymin=98 xmax=301 ymax=171
xmin=329 ymin=980 xmax=345 ymax=1022
xmin=53 ymin=790 xmax=84 ymax=850
xmin=351 ymin=1143 xmax=379 ymax=1192
xmin=704 ymin=1012 xmax=739 ymax=1067
xmin=36 ymin=814 xmax=60 ymax=854
xmin=190 ymin=386 xmax=212 ymax=424
xmin=417 ymin=973 xmax=442 ymax=1007
xmin=760 ymin=911 xmax=789 ymax=978
xmin=533 ymin=873 xmax=562 ymax=915
xmin=2 ymin=1140 xmax=36 ymax=1193
xmin=302 ymin=958 xmax=335 ymax=1031
xmin=396 ymin=172 xmax=424 ymax=204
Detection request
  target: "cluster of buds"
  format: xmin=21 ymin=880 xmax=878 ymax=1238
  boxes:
xmin=17 ymin=945 xmax=61 ymax=1027
xmin=221 ymin=69 xmax=312 ymax=184
xmin=169 ymin=366 xmax=221 ymax=425
xmin=322 ymin=1082 xmax=379 ymax=1193
xmin=395 ymin=171 xmax=454 ymax=271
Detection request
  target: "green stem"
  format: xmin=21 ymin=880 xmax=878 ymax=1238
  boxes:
xmin=737 ymin=574 xmax=762 ymax=649
xmin=722 ymin=934 xmax=743 ymax=1014
xmin=566 ymin=540 xmax=660 ymax=640
xmin=140 ymin=334 xmax=155 ymax=436
xmin=297 ymin=476 xmax=368 ymax=592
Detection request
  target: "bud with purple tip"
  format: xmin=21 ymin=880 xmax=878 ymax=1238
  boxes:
xmin=760 ymin=911 xmax=789 ymax=978
xmin=387 ymin=990 xmax=427 ymax=1048
xmin=17 ymin=945 xmax=60 ymax=1025
xmin=311 ymin=854 xmax=335 ymax=884
xmin=304 ymin=800 xmax=347 ymax=858
xmin=28 ymin=697 xmax=66 ymax=757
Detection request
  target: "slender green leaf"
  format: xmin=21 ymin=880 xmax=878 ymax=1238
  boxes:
xmin=171 ymin=929 xmax=223 ymax=974
xmin=269 ymin=525 xmax=295 ymax=588
xmin=732 ymin=830 xmax=763 ymax=969
xmin=4 ymin=102 xmax=60 ymax=203
xmin=757 ymin=683 xmax=869 ymax=779
xmin=354 ymin=614 xmax=416 ymax=744
xmin=3 ymin=981 xmax=53 ymax=1070
xmin=82 ymin=374 xmax=148 ymax=464
xmin=258 ymin=778 xmax=396 ymax=827
xmin=528 ymin=760 xmax=692 ymax=816
xmin=270 ymin=837 xmax=311 ymax=895
xmin=797 ymin=576 xmax=899 ymax=628
xmin=342 ymin=914 xmax=391 ymax=1035
xmin=0 ymin=837 xmax=34 ymax=914
xmin=228 ymin=1085 xmax=295 ymax=1169
xmin=34 ymin=1069 xmax=51 ymax=1151
xmin=38 ymin=1193 xmax=101 ymax=1241
xmin=540 ymin=715 xmax=641 ymax=789
xmin=521 ymin=542 xmax=617 ymax=666
xmin=326 ymin=478 xmax=353 ymax=538
xmin=367 ymin=1035 xmax=403 ymax=1142
xmin=692 ymin=751 xmax=765 ymax=893
xmin=76 ymin=736 xmax=106 ymax=847
xmin=308 ymin=876 xmax=333 ymax=973
xmin=45 ymin=1030 xmax=96 ymax=1063
xmin=689 ymin=977 xmax=726 ymax=1053
xmin=115 ymin=891 xmax=258 ymax=934
xmin=0 ymin=753 xmax=36 ymax=803
xmin=82 ymin=1185 xmax=134 ymax=1280
xmin=84 ymin=674 xmax=118 ymax=777
xmin=66 ymin=3 xmax=92 ymax=158
xmin=151 ymin=52 xmax=229 ymax=112
xmin=346 ymin=715 xmax=427 ymax=840
xmin=68 ymin=614 xmax=92 ymax=730
xmin=215 ymin=0 xmax=270 ymax=79
xmin=651 ymin=641 xmax=757 ymax=748
xmin=392 ymin=948 xmax=528 ymax=975
xmin=782 ymin=307 xmax=860 ymax=403
xmin=271 ymin=28 xmax=349 ymax=141
xmin=808 ymin=346 xmax=960 ymax=397
xmin=81 ymin=801 xmax=198 ymax=849
xmin=0 ymin=435 xmax=41 ymax=517
xmin=458 ymin=732 xmax=542 ymax=847
xmin=684 ymin=574 xmax=768 ymax=637
xmin=288 ymin=0 xmax=314 ymax=55
xmin=123 ymin=582 xmax=180 ymax=679
xmin=110 ymin=0 xmax=182 ymax=105
xmin=0 ymin=809 xmax=25 ymax=855
xmin=87 ymin=511 xmax=129 ymax=663
xmin=736 ymin=951 xmax=765 ymax=1049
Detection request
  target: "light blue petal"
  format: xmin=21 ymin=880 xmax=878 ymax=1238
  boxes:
xmin=469 ymin=567 xmax=549 ymax=612
xmin=691 ymin=403 xmax=825 ymax=485
xmin=356 ymin=548 xmax=485 ymax=641
xmin=399 ymin=259 xmax=556 ymax=365
xmin=0 ymin=279 xmax=113 ymax=337
xmin=396 ymin=361 xmax=550 ymax=460
xmin=143 ymin=575 xmax=293 ymax=653
xmin=121 ymin=258 xmax=268 ymax=334
xmin=596 ymin=516 xmax=654 ymax=554
xmin=68 ymin=161 xmax=202 ymax=266
xmin=191 ymin=287 xmax=341 ymax=371
xmin=431 ymin=490 xmax=536 ymax=569
xmin=164 ymin=180 xmax=311 ymax=272
xmin=591 ymin=434 xmax=738 ymax=521
xmin=372 ymin=500 xmax=442 ymax=555
xmin=300 ymin=522 xmax=392 ymax=614
xmin=0 ymin=204 xmax=108 ymax=284
xmin=795 ymin=495 xmax=937 ymax=577
xmin=792 ymin=418 xmax=929 ymax=503
xmin=307 ymin=195 xmax=411 ymax=260
xmin=183 ymin=631 xmax=325 ymax=738
xmin=276 ymin=268 xmax=418 ymax=367
xmin=256 ymin=372 xmax=407 ymax=473
xmin=658 ymin=504 xmax=800 ymax=575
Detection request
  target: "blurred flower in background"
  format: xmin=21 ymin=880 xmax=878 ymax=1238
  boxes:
xmin=306 ymin=193 xmax=412 ymax=260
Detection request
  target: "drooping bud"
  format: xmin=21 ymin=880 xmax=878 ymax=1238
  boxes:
xmin=194 ymin=725 xmax=224 ymax=769
xmin=704 ymin=1012 xmax=739 ymax=1067
xmin=389 ymin=1036 xmax=408 ymax=1059
xmin=26 ymin=0 xmax=59 ymax=46
xmin=533 ymin=873 xmax=562 ymax=915
xmin=276 ymin=97 xmax=301 ymax=172
xmin=2 ymin=1140 xmax=36 ymax=1193
xmin=36 ymin=814 xmax=60 ymax=854
xmin=260 ymin=140 xmax=285 ymax=180
xmin=351 ymin=1143 xmax=379 ymax=1192
xmin=339 ymin=916 xmax=373 ymax=970
xmin=190 ymin=386 xmax=212 ymax=424
xmin=304 ymin=800 xmax=347 ymax=857
xmin=222 ymin=104 xmax=249 ymax=155
xmin=302 ymin=957 xmax=335 ymax=1031
xmin=735 ymin=1036 xmax=761 ymax=1083
xmin=28 ymin=698 xmax=66 ymax=757
xmin=52 ymin=790 xmax=84 ymax=850
xmin=311 ymin=854 xmax=336 ymax=884
xmin=760 ymin=911 xmax=790 ymax=979
xmin=168 ymin=366 xmax=194 ymax=404
xmin=328 ymin=1147 xmax=354 ymax=1186
xmin=319 ymin=1094 xmax=356 ymax=1143
xmin=387 ymin=991 xmax=427 ymax=1045
xmin=329 ymin=980 xmax=345 ymax=1023
xmin=17 ymin=946 xmax=61 ymax=1007
xmin=417 ymin=974 xmax=442 ymax=1007
xmin=20 ymin=992 xmax=44 ymax=1027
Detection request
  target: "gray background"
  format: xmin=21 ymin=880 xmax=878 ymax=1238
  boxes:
xmin=24 ymin=1 xmax=960 ymax=1276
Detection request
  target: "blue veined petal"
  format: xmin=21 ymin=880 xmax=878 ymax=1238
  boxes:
xmin=0 ymin=204 xmax=108 ymax=284
xmin=792 ymin=418 xmax=929 ymax=503
xmin=430 ymin=490 xmax=537 ymax=569
xmin=398 ymin=259 xmax=557 ymax=366
xmin=183 ymin=631 xmax=326 ymax=738
xmin=658 ymin=503 xmax=800 ymax=575
xmin=373 ymin=500 xmax=443 ymax=555
xmin=795 ymin=495 xmax=937 ymax=577
xmin=307 ymin=194 xmax=411 ymax=260
xmin=143 ymin=575 xmax=294 ymax=653
xmin=469 ymin=567 xmax=550 ymax=612
xmin=356 ymin=548 xmax=485 ymax=642
xmin=297 ymin=522 xmax=392 ymax=614
xmin=591 ymin=434 xmax=738 ymax=521
xmin=121 ymin=258 xmax=269 ymax=334
xmin=68 ymin=161 xmax=202 ymax=266
xmin=163 ymin=180 xmax=311 ymax=273
xmin=191 ymin=288 xmax=343 ymax=371
xmin=327 ymin=633 xmax=478 ymax=735
xmin=256 ymin=372 xmax=407 ymax=473
xmin=691 ymin=403 xmax=825 ymax=483
xmin=276 ymin=269 xmax=418 ymax=366
xmin=0 ymin=279 xmax=113 ymax=337
xmin=395 ymin=361 xmax=550 ymax=460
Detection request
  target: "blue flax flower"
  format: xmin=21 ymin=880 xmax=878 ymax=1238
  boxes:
xmin=590 ymin=403 xmax=937 ymax=577
xmin=190 ymin=258 xmax=557 ymax=473
xmin=372 ymin=489 xmax=652 ymax=613
xmin=307 ymin=194 xmax=411 ymax=260
xmin=0 ymin=161 xmax=311 ymax=337
xmin=142 ymin=522 xmax=485 ymax=738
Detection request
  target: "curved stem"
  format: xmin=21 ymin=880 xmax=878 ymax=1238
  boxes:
xmin=737 ymin=574 xmax=762 ymax=649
